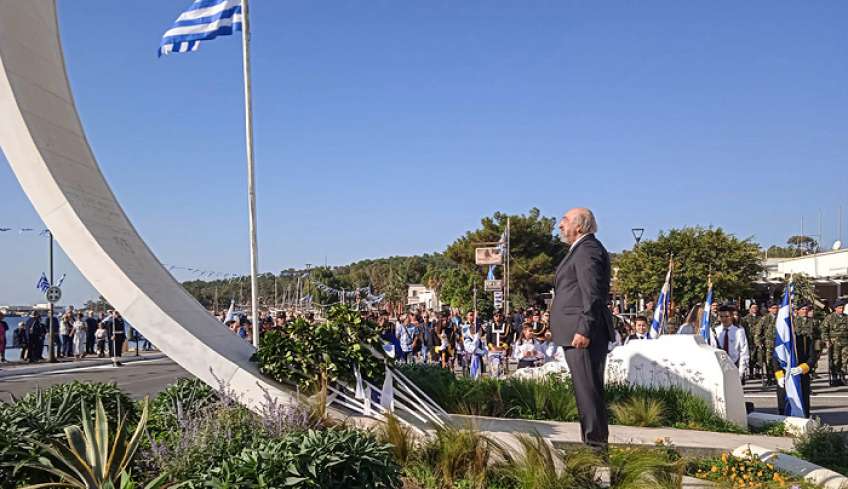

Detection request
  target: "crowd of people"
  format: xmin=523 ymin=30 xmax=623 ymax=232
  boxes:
xmin=0 ymin=308 xmax=148 ymax=364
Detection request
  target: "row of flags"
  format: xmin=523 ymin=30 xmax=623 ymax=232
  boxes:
xmin=645 ymin=262 xmax=804 ymax=417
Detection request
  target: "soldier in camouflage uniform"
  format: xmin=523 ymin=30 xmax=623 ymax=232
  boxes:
xmin=741 ymin=303 xmax=761 ymax=379
xmin=796 ymin=303 xmax=820 ymax=377
xmin=822 ymin=297 xmax=848 ymax=386
xmin=754 ymin=302 xmax=779 ymax=386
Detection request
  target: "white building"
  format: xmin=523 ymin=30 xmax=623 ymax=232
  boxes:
xmin=407 ymin=284 xmax=441 ymax=310
xmin=761 ymin=248 xmax=848 ymax=299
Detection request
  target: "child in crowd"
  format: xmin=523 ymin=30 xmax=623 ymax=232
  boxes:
xmin=513 ymin=325 xmax=543 ymax=369
xmin=95 ymin=323 xmax=107 ymax=357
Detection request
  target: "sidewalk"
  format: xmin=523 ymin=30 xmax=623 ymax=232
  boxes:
xmin=0 ymin=350 xmax=166 ymax=379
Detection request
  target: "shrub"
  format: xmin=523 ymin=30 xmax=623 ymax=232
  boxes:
xmin=494 ymin=433 xmax=601 ymax=489
xmin=255 ymin=305 xmax=386 ymax=392
xmin=608 ymin=446 xmax=681 ymax=489
xmin=418 ymin=426 xmax=507 ymax=489
xmin=610 ymin=396 xmax=666 ymax=427
xmin=793 ymin=424 xmax=848 ymax=475
xmin=149 ymin=377 xmax=218 ymax=435
xmin=14 ymin=381 xmax=137 ymax=432
xmin=375 ymin=414 xmax=419 ymax=466
xmin=203 ymin=428 xmax=402 ymax=489
xmin=688 ymin=450 xmax=819 ymax=488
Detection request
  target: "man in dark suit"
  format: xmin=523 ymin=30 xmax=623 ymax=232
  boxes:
xmin=550 ymin=208 xmax=615 ymax=450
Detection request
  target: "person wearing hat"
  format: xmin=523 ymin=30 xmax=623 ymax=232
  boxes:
xmin=741 ymin=303 xmax=762 ymax=379
xmin=754 ymin=301 xmax=780 ymax=386
xmin=713 ymin=304 xmax=749 ymax=381
xmin=773 ymin=302 xmax=819 ymax=418
xmin=822 ymin=298 xmax=847 ymax=386
xmin=794 ymin=302 xmax=819 ymax=377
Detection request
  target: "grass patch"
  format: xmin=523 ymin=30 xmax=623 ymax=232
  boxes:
xmin=399 ymin=364 xmax=746 ymax=433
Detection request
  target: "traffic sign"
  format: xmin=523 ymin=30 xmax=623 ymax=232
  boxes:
xmin=484 ymin=279 xmax=502 ymax=292
xmin=45 ymin=286 xmax=62 ymax=304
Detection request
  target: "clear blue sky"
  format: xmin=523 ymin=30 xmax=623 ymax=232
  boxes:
xmin=2 ymin=1 xmax=847 ymax=305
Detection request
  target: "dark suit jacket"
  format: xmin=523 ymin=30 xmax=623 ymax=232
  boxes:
xmin=550 ymin=234 xmax=615 ymax=348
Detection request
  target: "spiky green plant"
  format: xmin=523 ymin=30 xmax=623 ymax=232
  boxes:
xmin=375 ymin=414 xmax=418 ymax=466
xmin=18 ymin=397 xmax=150 ymax=489
xmin=607 ymin=447 xmax=682 ymax=489
xmin=496 ymin=432 xmax=601 ymax=489
xmin=420 ymin=426 xmax=507 ymax=489
xmin=609 ymin=396 xmax=667 ymax=428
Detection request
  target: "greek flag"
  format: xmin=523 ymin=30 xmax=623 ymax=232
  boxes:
xmin=56 ymin=273 xmax=67 ymax=288
xmin=648 ymin=268 xmax=671 ymax=339
xmin=699 ymin=279 xmax=716 ymax=345
xmin=159 ymin=0 xmax=243 ymax=57
xmin=36 ymin=273 xmax=50 ymax=293
xmin=774 ymin=283 xmax=804 ymax=417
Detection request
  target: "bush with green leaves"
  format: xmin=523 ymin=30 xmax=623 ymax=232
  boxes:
xmin=148 ymin=377 xmax=218 ymax=436
xmin=203 ymin=428 xmax=401 ymax=489
xmin=255 ymin=304 xmax=387 ymax=392
xmin=14 ymin=381 xmax=138 ymax=433
xmin=793 ymin=424 xmax=848 ymax=475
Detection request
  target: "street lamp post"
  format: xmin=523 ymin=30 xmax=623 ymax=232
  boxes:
xmin=631 ymin=228 xmax=645 ymax=247
xmin=47 ymin=230 xmax=56 ymax=363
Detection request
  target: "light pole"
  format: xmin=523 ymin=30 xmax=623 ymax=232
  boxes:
xmin=46 ymin=229 xmax=57 ymax=363
xmin=631 ymin=228 xmax=645 ymax=247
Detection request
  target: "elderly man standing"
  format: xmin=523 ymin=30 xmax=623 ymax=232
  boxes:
xmin=551 ymin=208 xmax=615 ymax=451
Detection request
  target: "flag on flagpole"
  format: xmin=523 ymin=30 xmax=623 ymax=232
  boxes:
xmin=36 ymin=273 xmax=49 ymax=293
xmin=158 ymin=0 xmax=243 ymax=56
xmin=648 ymin=263 xmax=672 ymax=339
xmin=699 ymin=275 xmax=716 ymax=345
xmin=774 ymin=282 xmax=805 ymax=417
xmin=55 ymin=273 xmax=67 ymax=288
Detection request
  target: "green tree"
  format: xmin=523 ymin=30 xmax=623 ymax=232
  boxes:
xmin=616 ymin=227 xmax=764 ymax=308
xmin=787 ymin=235 xmax=819 ymax=255
xmin=765 ymin=245 xmax=798 ymax=258
xmin=443 ymin=208 xmax=566 ymax=309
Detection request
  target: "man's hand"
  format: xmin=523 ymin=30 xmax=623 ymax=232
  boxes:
xmin=777 ymin=376 xmax=786 ymax=389
xmin=571 ymin=333 xmax=590 ymax=349
xmin=789 ymin=366 xmax=804 ymax=376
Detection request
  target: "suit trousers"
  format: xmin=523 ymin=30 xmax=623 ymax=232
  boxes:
xmin=564 ymin=343 xmax=609 ymax=447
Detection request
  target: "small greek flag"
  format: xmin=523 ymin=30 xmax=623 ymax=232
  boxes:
xmin=36 ymin=273 xmax=50 ymax=293
xmin=158 ymin=0 xmax=243 ymax=57
xmin=648 ymin=266 xmax=672 ymax=339
xmin=699 ymin=278 xmax=716 ymax=345
xmin=56 ymin=273 xmax=67 ymax=288
xmin=774 ymin=282 xmax=804 ymax=417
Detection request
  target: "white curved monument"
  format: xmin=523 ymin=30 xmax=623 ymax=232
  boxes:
xmin=606 ymin=335 xmax=748 ymax=427
xmin=0 ymin=0 xmax=294 ymax=411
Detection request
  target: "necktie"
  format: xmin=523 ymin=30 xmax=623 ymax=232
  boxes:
xmin=722 ymin=329 xmax=730 ymax=353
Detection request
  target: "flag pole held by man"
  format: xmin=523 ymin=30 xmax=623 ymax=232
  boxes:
xmin=551 ymin=208 xmax=616 ymax=451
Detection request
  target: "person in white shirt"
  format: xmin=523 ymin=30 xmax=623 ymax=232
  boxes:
xmin=513 ymin=325 xmax=543 ymax=369
xmin=713 ymin=304 xmax=750 ymax=380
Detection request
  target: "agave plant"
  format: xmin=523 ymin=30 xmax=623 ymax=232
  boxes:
xmin=18 ymin=397 xmax=150 ymax=489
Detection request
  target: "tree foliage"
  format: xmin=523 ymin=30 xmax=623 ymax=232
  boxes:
xmin=615 ymin=227 xmax=764 ymax=308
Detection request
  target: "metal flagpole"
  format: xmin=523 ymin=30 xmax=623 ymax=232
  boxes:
xmin=239 ymin=0 xmax=260 ymax=347
xmin=505 ymin=218 xmax=510 ymax=318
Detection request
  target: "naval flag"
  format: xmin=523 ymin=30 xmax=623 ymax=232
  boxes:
xmin=774 ymin=283 xmax=805 ymax=417
xmin=159 ymin=0 xmax=243 ymax=56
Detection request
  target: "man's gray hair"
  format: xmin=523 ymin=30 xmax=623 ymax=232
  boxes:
xmin=574 ymin=208 xmax=598 ymax=234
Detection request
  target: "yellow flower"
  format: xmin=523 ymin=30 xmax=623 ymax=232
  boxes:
xmin=722 ymin=453 xmax=729 ymax=463
xmin=711 ymin=466 xmax=719 ymax=473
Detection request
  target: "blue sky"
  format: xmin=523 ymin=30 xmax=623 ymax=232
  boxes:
xmin=2 ymin=1 xmax=847 ymax=305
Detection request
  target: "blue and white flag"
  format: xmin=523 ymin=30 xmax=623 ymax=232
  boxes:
xmin=774 ymin=283 xmax=805 ymax=417
xmin=55 ymin=273 xmax=67 ymax=288
xmin=648 ymin=267 xmax=671 ymax=339
xmin=36 ymin=273 xmax=50 ymax=293
xmin=159 ymin=0 xmax=243 ymax=57
xmin=699 ymin=279 xmax=716 ymax=345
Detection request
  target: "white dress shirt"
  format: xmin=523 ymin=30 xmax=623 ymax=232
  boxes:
xmin=713 ymin=324 xmax=749 ymax=377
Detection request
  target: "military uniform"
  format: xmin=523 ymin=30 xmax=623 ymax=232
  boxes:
xmin=821 ymin=303 xmax=847 ymax=386
xmin=795 ymin=312 xmax=819 ymax=376
xmin=741 ymin=313 xmax=761 ymax=377
xmin=754 ymin=312 xmax=777 ymax=384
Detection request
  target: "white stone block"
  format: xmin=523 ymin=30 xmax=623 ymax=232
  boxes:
xmin=747 ymin=411 xmax=819 ymax=437
xmin=605 ymin=335 xmax=748 ymax=427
